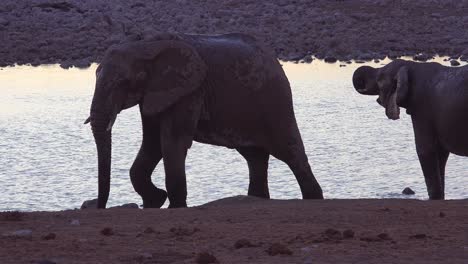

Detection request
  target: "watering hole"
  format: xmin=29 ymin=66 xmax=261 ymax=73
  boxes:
xmin=0 ymin=58 xmax=467 ymax=211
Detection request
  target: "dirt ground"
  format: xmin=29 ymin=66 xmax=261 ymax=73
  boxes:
xmin=1 ymin=196 xmax=467 ymax=264
xmin=2 ymin=0 xmax=468 ymax=67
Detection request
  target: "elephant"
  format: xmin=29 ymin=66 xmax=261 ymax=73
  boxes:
xmin=85 ymin=33 xmax=324 ymax=209
xmin=353 ymin=59 xmax=468 ymax=200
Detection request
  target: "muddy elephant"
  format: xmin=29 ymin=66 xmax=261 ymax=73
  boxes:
xmin=85 ymin=33 xmax=324 ymax=208
xmin=353 ymin=59 xmax=468 ymax=200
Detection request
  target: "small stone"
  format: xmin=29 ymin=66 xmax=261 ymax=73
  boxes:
xmin=81 ymin=199 xmax=98 ymax=209
xmin=324 ymin=57 xmax=337 ymax=63
xmin=100 ymin=227 xmax=114 ymax=236
xmin=41 ymin=233 xmax=56 ymax=240
xmin=402 ymin=187 xmax=415 ymax=195
xmin=110 ymin=203 xmax=139 ymax=209
xmin=303 ymin=56 xmax=313 ymax=63
xmin=170 ymin=227 xmax=199 ymax=236
xmin=450 ymin=60 xmax=460 ymax=66
xmin=377 ymin=233 xmax=392 ymax=241
xmin=143 ymin=227 xmax=155 ymax=234
xmin=70 ymin=219 xmax=80 ymax=226
xmin=410 ymin=234 xmax=426 ymax=239
xmin=360 ymin=236 xmax=382 ymax=242
xmin=234 ymin=238 xmax=255 ymax=249
xmin=3 ymin=229 xmax=33 ymax=240
xmin=439 ymin=212 xmax=445 ymax=218
xmin=324 ymin=228 xmax=342 ymax=240
xmin=343 ymin=229 xmax=355 ymax=239
xmin=413 ymin=53 xmax=433 ymax=61
xmin=59 ymin=61 xmax=73 ymax=69
xmin=195 ymin=252 xmax=218 ymax=264
xmin=266 ymin=243 xmax=293 ymax=256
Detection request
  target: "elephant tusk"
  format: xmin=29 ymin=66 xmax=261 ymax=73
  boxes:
xmin=84 ymin=116 xmax=91 ymax=124
xmin=106 ymin=107 xmax=120 ymax=131
xmin=106 ymin=115 xmax=117 ymax=131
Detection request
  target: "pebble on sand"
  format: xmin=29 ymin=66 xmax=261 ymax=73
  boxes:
xmin=402 ymin=187 xmax=416 ymax=195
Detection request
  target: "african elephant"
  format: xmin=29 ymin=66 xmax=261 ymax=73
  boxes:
xmin=85 ymin=33 xmax=323 ymax=209
xmin=353 ymin=59 xmax=468 ymax=200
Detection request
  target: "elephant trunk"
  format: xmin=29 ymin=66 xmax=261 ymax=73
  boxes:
xmin=90 ymin=114 xmax=112 ymax=209
xmin=90 ymin=105 xmax=113 ymax=209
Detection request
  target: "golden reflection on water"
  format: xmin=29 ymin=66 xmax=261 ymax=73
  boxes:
xmin=0 ymin=56 xmax=462 ymax=94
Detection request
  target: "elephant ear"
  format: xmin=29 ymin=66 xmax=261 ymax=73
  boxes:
xmin=138 ymin=42 xmax=207 ymax=115
xmin=396 ymin=66 xmax=409 ymax=106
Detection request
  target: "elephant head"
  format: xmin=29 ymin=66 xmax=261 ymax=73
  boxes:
xmin=353 ymin=60 xmax=410 ymax=120
xmin=85 ymin=40 xmax=207 ymax=208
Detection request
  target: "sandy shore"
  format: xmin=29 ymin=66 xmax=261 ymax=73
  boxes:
xmin=1 ymin=196 xmax=466 ymax=264
xmin=2 ymin=0 xmax=468 ymax=67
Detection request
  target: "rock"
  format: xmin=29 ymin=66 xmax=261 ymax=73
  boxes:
xmin=81 ymin=199 xmax=98 ymax=209
xmin=413 ymin=53 xmax=433 ymax=61
xmin=41 ymin=233 xmax=56 ymax=240
xmin=439 ymin=212 xmax=446 ymax=218
xmin=266 ymin=243 xmax=293 ymax=256
xmin=110 ymin=203 xmax=139 ymax=209
xmin=3 ymin=229 xmax=33 ymax=240
xmin=74 ymin=59 xmax=91 ymax=69
xmin=59 ymin=61 xmax=73 ymax=69
xmin=377 ymin=233 xmax=392 ymax=241
xmin=343 ymin=229 xmax=355 ymax=239
xmin=234 ymin=238 xmax=255 ymax=249
xmin=100 ymin=227 xmax=114 ymax=236
xmin=360 ymin=235 xmax=383 ymax=242
xmin=450 ymin=60 xmax=460 ymax=66
xmin=170 ymin=227 xmax=200 ymax=236
xmin=410 ymin=233 xmax=427 ymax=239
xmin=402 ymin=187 xmax=415 ymax=195
xmin=195 ymin=252 xmax=218 ymax=264
xmin=70 ymin=219 xmax=80 ymax=226
xmin=303 ymin=55 xmax=313 ymax=63
xmin=143 ymin=227 xmax=155 ymax=234
xmin=324 ymin=57 xmax=337 ymax=63
xmin=324 ymin=228 xmax=342 ymax=240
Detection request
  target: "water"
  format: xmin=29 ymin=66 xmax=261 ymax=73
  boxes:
xmin=0 ymin=58 xmax=466 ymax=211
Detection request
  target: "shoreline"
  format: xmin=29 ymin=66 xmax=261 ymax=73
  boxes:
xmin=2 ymin=0 xmax=468 ymax=68
xmin=1 ymin=196 xmax=467 ymax=263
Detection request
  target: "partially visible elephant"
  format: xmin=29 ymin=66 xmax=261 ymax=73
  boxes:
xmin=353 ymin=59 xmax=468 ymax=199
xmin=86 ymin=33 xmax=324 ymax=209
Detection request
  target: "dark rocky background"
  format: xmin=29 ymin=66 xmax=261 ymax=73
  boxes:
xmin=1 ymin=0 xmax=468 ymax=67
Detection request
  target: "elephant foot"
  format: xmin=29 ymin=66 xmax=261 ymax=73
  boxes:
xmin=302 ymin=189 xmax=324 ymax=200
xmin=142 ymin=188 xmax=168 ymax=208
xmin=428 ymin=193 xmax=444 ymax=200
xmin=168 ymin=200 xmax=187 ymax=209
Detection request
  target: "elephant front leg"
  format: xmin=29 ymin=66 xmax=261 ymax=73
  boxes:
xmin=130 ymin=147 xmax=168 ymax=208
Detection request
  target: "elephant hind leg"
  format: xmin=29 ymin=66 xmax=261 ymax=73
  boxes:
xmin=237 ymin=146 xmax=270 ymax=199
xmin=130 ymin=146 xmax=167 ymax=208
xmin=271 ymin=143 xmax=323 ymax=199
